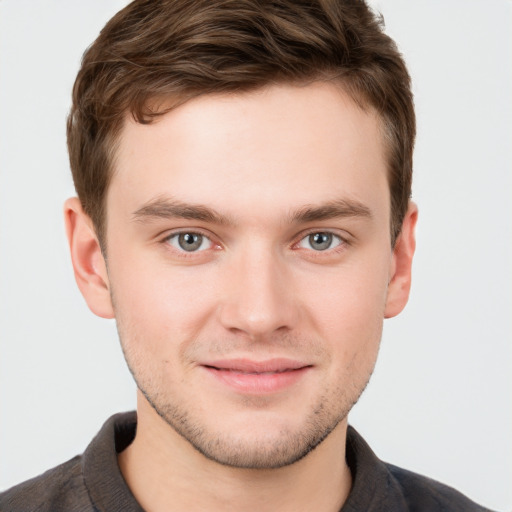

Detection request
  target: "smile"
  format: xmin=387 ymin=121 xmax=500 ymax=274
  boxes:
xmin=215 ymin=369 xmax=293 ymax=375
xmin=201 ymin=358 xmax=312 ymax=394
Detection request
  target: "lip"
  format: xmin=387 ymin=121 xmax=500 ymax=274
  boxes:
xmin=201 ymin=358 xmax=312 ymax=394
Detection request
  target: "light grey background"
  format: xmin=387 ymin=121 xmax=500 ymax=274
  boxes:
xmin=0 ymin=1 xmax=510 ymax=510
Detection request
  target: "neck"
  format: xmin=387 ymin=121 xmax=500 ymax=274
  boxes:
xmin=118 ymin=394 xmax=352 ymax=512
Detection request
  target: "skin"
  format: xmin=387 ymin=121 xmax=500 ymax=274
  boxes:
xmin=65 ymin=82 xmax=417 ymax=512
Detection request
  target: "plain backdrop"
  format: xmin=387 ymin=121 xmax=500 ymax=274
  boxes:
xmin=0 ymin=1 xmax=510 ymax=510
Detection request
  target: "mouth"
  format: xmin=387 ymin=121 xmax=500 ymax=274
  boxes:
xmin=200 ymin=358 xmax=312 ymax=394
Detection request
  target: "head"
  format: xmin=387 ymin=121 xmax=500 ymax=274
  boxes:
xmin=67 ymin=0 xmax=415 ymax=249
xmin=65 ymin=0 xmax=417 ymax=470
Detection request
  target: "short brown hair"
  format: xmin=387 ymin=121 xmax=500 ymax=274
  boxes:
xmin=67 ymin=0 xmax=415 ymax=246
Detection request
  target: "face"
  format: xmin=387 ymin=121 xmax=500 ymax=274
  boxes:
xmin=68 ymin=82 xmax=416 ymax=469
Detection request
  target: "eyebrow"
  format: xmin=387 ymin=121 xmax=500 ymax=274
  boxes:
xmin=132 ymin=197 xmax=233 ymax=226
xmin=289 ymin=199 xmax=373 ymax=223
xmin=132 ymin=196 xmax=372 ymax=226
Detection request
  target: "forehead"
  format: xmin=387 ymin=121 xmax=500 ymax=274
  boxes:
xmin=109 ymin=82 xmax=389 ymax=225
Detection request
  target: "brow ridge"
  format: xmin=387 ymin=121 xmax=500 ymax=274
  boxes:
xmin=132 ymin=197 xmax=232 ymax=225
xmin=290 ymin=199 xmax=372 ymax=223
xmin=132 ymin=196 xmax=372 ymax=226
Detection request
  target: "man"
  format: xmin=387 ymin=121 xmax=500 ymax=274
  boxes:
xmin=0 ymin=1 xmax=496 ymax=511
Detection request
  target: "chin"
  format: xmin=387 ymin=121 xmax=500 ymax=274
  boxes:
xmin=146 ymin=391 xmax=347 ymax=470
xmin=185 ymin=426 xmax=338 ymax=470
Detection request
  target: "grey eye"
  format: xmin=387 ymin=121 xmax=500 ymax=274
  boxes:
xmin=178 ymin=233 xmax=204 ymax=251
xmin=166 ymin=232 xmax=211 ymax=252
xmin=309 ymin=232 xmax=333 ymax=251
xmin=298 ymin=232 xmax=342 ymax=251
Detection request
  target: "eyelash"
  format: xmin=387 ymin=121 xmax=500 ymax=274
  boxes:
xmin=293 ymin=230 xmax=347 ymax=253
xmin=161 ymin=230 xmax=218 ymax=256
xmin=160 ymin=229 xmax=349 ymax=257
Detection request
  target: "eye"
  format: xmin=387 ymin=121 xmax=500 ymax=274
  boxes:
xmin=165 ymin=232 xmax=212 ymax=252
xmin=298 ymin=232 xmax=343 ymax=251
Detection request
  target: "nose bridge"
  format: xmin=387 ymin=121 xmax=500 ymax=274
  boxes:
xmin=219 ymin=241 xmax=297 ymax=338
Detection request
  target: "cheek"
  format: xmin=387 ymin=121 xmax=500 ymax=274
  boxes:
xmin=299 ymin=260 xmax=389 ymax=337
xmin=314 ymin=277 xmax=385 ymax=398
xmin=296 ymin=254 xmax=390 ymax=380
xmin=108 ymin=250 xmax=219 ymax=355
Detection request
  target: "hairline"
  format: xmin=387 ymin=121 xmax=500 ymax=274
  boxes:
xmin=96 ymin=77 xmax=397 ymax=254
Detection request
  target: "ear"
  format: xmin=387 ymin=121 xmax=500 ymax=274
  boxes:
xmin=64 ymin=197 xmax=114 ymax=319
xmin=384 ymin=201 xmax=418 ymax=319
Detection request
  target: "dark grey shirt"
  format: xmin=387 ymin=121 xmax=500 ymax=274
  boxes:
xmin=0 ymin=412 xmax=494 ymax=511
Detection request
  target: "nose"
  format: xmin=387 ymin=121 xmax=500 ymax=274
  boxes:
xmin=218 ymin=248 xmax=299 ymax=339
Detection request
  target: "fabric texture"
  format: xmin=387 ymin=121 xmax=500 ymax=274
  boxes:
xmin=0 ymin=412 xmax=494 ymax=512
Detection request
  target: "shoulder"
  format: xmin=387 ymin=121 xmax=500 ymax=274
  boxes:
xmin=386 ymin=463 xmax=495 ymax=512
xmin=344 ymin=426 xmax=495 ymax=512
xmin=0 ymin=455 xmax=93 ymax=512
xmin=0 ymin=412 xmax=138 ymax=512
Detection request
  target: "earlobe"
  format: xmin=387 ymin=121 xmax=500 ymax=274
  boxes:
xmin=64 ymin=197 xmax=114 ymax=319
xmin=384 ymin=201 xmax=418 ymax=319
